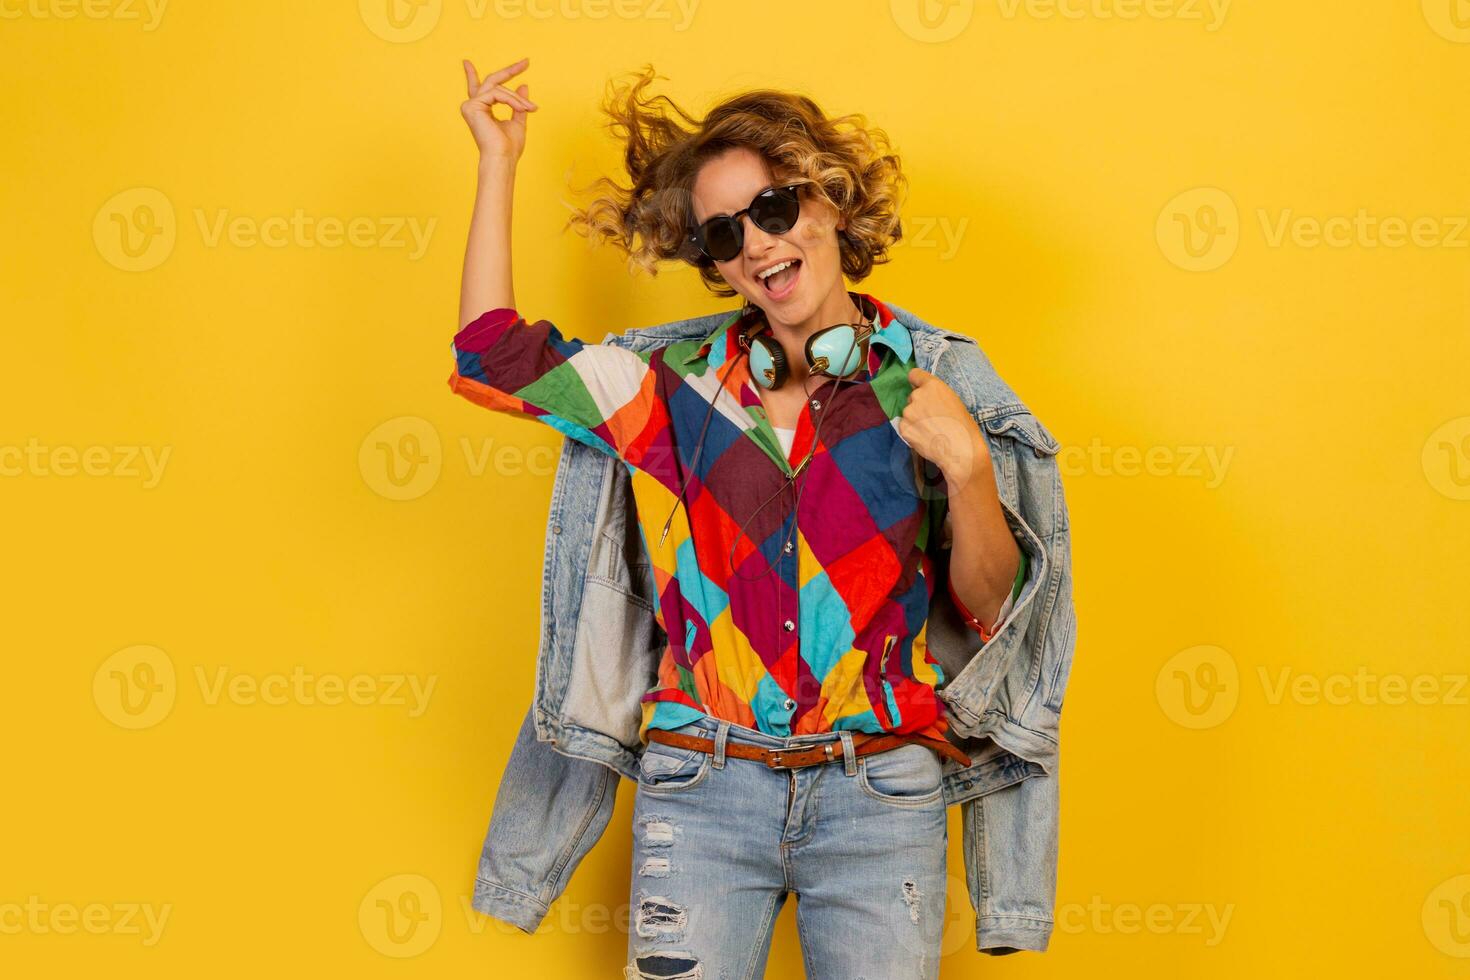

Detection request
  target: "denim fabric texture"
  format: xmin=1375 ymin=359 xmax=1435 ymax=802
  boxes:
xmin=625 ymin=715 xmax=948 ymax=980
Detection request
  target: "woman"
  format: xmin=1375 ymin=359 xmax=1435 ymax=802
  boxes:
xmin=449 ymin=56 xmax=1027 ymax=980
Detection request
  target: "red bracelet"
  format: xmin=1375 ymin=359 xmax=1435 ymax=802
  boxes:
xmin=948 ymin=577 xmax=997 ymax=643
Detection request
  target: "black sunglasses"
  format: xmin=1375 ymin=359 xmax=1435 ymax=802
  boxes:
xmin=688 ymin=183 xmax=803 ymax=262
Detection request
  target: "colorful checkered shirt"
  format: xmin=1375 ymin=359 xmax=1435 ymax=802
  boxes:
xmin=449 ymin=293 xmax=1018 ymax=744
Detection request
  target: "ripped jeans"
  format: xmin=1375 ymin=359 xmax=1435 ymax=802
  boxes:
xmin=624 ymin=714 xmax=948 ymax=980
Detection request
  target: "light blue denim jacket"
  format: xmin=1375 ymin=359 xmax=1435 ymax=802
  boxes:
xmin=468 ymin=302 xmax=1076 ymax=954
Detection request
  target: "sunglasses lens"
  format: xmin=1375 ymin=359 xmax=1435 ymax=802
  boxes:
xmin=751 ymin=186 xmax=799 ymax=234
xmin=701 ymin=218 xmax=742 ymax=262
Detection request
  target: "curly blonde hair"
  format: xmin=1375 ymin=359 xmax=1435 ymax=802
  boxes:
xmin=565 ymin=66 xmax=908 ymax=298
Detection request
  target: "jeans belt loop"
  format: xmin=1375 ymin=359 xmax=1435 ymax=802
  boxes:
xmin=712 ymin=720 xmax=730 ymax=769
xmin=839 ymin=731 xmax=857 ymax=776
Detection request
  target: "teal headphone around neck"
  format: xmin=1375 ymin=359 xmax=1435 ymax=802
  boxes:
xmin=739 ymin=293 xmax=877 ymax=390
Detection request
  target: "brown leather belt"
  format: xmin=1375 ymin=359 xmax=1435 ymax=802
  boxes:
xmin=647 ymin=728 xmax=972 ymax=769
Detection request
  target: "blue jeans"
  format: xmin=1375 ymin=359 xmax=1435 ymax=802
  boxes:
xmin=624 ymin=715 xmax=948 ymax=980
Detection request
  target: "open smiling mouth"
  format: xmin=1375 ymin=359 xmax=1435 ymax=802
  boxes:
xmin=757 ymin=259 xmax=801 ymax=297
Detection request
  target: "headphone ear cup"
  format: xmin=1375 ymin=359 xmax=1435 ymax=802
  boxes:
xmin=748 ymin=334 xmax=789 ymax=390
xmin=766 ymin=338 xmax=789 ymax=389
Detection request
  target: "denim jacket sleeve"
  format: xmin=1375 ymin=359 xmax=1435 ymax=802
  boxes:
xmin=923 ymin=329 xmax=1074 ymax=954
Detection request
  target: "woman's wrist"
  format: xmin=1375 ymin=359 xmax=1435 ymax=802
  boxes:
xmin=477 ymin=155 xmax=519 ymax=183
xmin=938 ymin=426 xmax=992 ymax=495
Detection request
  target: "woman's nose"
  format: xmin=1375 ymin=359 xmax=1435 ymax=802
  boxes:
xmin=741 ymin=214 xmax=780 ymax=254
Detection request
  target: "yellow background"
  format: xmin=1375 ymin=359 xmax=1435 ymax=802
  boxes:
xmin=3 ymin=0 xmax=1468 ymax=976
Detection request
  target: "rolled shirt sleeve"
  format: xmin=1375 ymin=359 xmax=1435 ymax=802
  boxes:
xmin=448 ymin=307 xmax=667 ymax=465
xmin=939 ymin=510 xmax=1028 ymax=643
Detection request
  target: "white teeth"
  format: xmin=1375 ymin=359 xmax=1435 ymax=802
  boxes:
xmin=757 ymin=260 xmax=797 ymax=281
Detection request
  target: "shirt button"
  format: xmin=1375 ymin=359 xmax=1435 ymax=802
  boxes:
xmin=810 ymin=399 xmax=822 ymax=410
xmin=783 ymin=697 xmax=796 ymax=710
xmin=783 ymin=619 xmax=795 ymax=632
xmin=783 ymin=541 xmax=794 ymax=554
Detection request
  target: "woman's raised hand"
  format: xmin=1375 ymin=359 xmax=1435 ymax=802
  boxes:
xmin=460 ymin=56 xmax=539 ymax=162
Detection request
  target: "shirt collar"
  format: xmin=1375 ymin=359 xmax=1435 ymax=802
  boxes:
xmin=680 ymin=292 xmax=913 ymax=371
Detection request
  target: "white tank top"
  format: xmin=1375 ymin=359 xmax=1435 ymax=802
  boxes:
xmin=773 ymin=425 xmax=796 ymax=455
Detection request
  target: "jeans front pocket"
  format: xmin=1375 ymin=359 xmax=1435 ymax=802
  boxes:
xmin=637 ymin=737 xmax=712 ymax=793
xmin=857 ymin=742 xmax=944 ymax=807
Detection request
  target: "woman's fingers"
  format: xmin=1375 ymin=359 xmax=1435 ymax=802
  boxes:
xmin=465 ymin=86 xmax=534 ymax=114
xmin=483 ymin=84 xmax=536 ymax=112
xmin=475 ymin=56 xmax=530 ymax=97
xmin=463 ymin=60 xmax=480 ymax=99
xmin=510 ymin=83 xmax=532 ymax=125
xmin=505 ymin=83 xmax=537 ymax=109
xmin=462 ymin=84 xmax=537 ymax=125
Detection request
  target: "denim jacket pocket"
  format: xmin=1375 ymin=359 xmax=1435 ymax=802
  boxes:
xmin=982 ymin=410 xmax=1064 ymax=538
